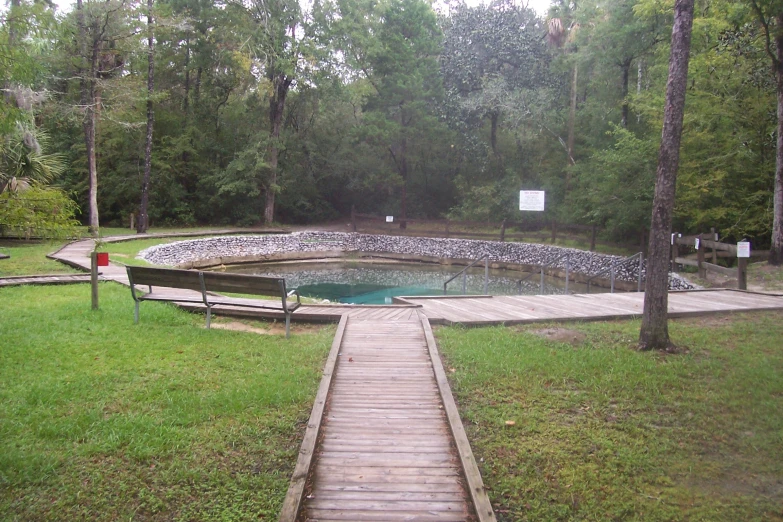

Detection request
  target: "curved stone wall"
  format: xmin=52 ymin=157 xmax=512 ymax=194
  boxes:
xmin=138 ymin=231 xmax=695 ymax=290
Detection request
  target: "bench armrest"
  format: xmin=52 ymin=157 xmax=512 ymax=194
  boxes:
xmin=287 ymin=288 xmax=301 ymax=305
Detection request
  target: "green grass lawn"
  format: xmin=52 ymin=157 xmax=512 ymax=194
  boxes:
xmin=0 ymin=241 xmax=81 ymax=277
xmin=0 ymin=283 xmax=333 ymax=520
xmin=436 ymin=314 xmax=783 ymax=521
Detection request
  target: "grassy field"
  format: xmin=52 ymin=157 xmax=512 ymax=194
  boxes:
xmin=436 ymin=314 xmax=783 ymax=521
xmin=0 ymin=283 xmax=333 ymax=520
xmin=0 ymin=241 xmax=80 ymax=276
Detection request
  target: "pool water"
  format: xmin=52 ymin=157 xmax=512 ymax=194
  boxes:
xmin=223 ymin=261 xmax=597 ymax=304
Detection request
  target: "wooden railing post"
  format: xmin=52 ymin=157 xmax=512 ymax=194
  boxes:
xmin=697 ymin=233 xmax=706 ymax=278
xmin=710 ymin=227 xmax=718 ymax=264
xmin=499 ymin=219 xmax=507 ymax=242
xmin=738 ymin=257 xmax=748 ymax=290
xmin=91 ymin=251 xmax=99 ymax=310
xmin=671 ymin=233 xmax=679 ymax=272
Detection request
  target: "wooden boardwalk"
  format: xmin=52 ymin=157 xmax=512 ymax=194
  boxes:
xmin=0 ymin=273 xmax=98 ymax=287
xmin=397 ymin=289 xmax=783 ymax=326
xmin=280 ymin=314 xmax=494 ymax=521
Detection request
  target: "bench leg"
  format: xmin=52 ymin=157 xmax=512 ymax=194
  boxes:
xmin=134 ymin=301 xmax=139 ymax=324
xmin=285 ymin=313 xmax=291 ymax=339
xmin=206 ymin=305 xmax=212 ymax=329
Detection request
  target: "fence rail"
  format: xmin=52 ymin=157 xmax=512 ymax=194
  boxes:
xmin=350 ymin=208 xmax=602 ymax=249
xmin=671 ymin=231 xmax=759 ymax=289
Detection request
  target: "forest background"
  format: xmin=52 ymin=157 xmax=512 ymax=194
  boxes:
xmin=0 ymin=0 xmax=779 ymax=250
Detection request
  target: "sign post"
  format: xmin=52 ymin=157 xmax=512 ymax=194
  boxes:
xmin=737 ymin=241 xmax=750 ymax=290
xmin=91 ymin=251 xmax=109 ymax=310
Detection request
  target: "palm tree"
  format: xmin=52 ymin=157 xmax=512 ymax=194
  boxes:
xmin=0 ymin=124 xmax=66 ymax=194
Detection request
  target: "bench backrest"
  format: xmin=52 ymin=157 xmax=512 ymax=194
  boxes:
xmin=127 ymin=266 xmax=205 ymax=292
xmin=200 ymin=271 xmax=287 ymax=298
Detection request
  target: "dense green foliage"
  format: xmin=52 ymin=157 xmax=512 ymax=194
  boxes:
xmin=0 ymin=0 xmax=780 ymax=246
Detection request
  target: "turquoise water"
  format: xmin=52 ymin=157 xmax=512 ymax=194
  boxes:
xmin=223 ymin=261 xmax=594 ymax=304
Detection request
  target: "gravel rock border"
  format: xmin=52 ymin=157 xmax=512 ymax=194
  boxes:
xmin=138 ymin=231 xmax=695 ymax=290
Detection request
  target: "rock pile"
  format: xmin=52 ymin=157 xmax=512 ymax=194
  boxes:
xmin=139 ymin=231 xmax=695 ymax=290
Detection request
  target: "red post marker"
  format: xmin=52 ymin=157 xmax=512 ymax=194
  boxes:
xmin=96 ymin=252 xmax=109 ymax=266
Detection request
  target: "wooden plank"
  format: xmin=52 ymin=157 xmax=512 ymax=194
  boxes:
xmin=313 ymin=482 xmax=464 ymax=493
xmin=305 ymin=508 xmax=468 ymax=521
xmin=309 ymin=490 xmax=466 ymax=501
xmin=305 ymin=499 xmax=467 ymax=511
xmin=277 ymin=314 xmax=347 ymax=522
xmin=419 ymin=311 xmax=497 ymax=522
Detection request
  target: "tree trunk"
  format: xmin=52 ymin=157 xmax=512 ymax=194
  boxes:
xmin=138 ymin=0 xmax=154 ymax=234
xmin=567 ymin=62 xmax=577 ymax=164
xmin=770 ymin=13 xmax=783 ymax=265
xmin=565 ymin=62 xmax=578 ymax=195
xmin=79 ymin=0 xmax=100 ymax=236
xmin=400 ymin=137 xmax=408 ymax=230
xmin=183 ymin=35 xmax=190 ymax=114
xmin=621 ymin=58 xmax=631 ymax=129
xmin=490 ymin=111 xmax=499 ymax=155
xmin=264 ymin=73 xmax=292 ymax=225
xmin=639 ymin=0 xmax=695 ymax=351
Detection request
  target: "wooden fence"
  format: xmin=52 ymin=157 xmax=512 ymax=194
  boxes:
xmin=671 ymin=230 xmax=767 ymax=290
xmin=350 ymin=208 xmax=603 ymax=250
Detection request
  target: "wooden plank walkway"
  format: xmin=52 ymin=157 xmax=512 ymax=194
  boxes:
xmin=281 ymin=314 xmax=495 ymax=521
xmin=397 ymin=290 xmax=783 ymax=326
xmin=0 ymin=274 xmax=98 ymax=287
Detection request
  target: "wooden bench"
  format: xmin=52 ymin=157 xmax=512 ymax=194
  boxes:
xmin=126 ymin=266 xmax=301 ymax=338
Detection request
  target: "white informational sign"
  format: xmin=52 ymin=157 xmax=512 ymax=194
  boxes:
xmin=737 ymin=241 xmax=751 ymax=258
xmin=694 ymin=237 xmax=700 ymax=250
xmin=386 ymin=215 xmax=394 ymax=223
xmin=519 ymin=190 xmax=545 ymax=211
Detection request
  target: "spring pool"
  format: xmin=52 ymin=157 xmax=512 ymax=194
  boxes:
xmin=223 ymin=261 xmax=600 ymax=304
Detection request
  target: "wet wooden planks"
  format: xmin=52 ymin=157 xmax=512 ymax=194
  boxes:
xmin=399 ymin=290 xmax=783 ymax=326
xmin=297 ymin=317 xmax=476 ymax=521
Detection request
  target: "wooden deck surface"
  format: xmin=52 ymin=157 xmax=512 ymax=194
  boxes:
xmin=296 ymin=316 xmax=479 ymax=521
xmin=0 ymin=274 xmax=98 ymax=287
xmin=396 ymin=290 xmax=783 ymax=326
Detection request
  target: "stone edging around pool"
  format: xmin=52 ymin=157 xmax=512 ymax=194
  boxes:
xmin=138 ymin=231 xmax=696 ymax=291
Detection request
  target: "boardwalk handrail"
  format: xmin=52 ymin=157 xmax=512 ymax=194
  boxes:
xmin=517 ymin=252 xmax=571 ymax=295
xmin=586 ymin=252 xmax=644 ymax=293
xmin=443 ymin=255 xmax=489 ymax=295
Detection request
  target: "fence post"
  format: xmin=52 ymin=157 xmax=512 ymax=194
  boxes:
xmin=697 ymin=233 xmax=706 ymax=278
xmin=499 ymin=219 xmax=506 ymax=242
xmin=484 ymin=258 xmax=489 ymax=294
xmin=540 ymin=267 xmax=545 ymax=294
xmin=91 ymin=251 xmax=99 ymax=310
xmin=671 ymin=233 xmax=679 ymax=272
xmin=590 ymin=225 xmax=597 ymax=252
xmin=710 ymin=227 xmax=718 ymax=264
xmin=350 ymin=205 xmax=357 ymax=232
xmin=638 ymin=253 xmax=644 ymax=292
xmin=738 ymin=257 xmax=748 ymax=290
xmin=610 ymin=265 xmax=616 ymax=293
xmin=564 ymin=257 xmax=570 ymax=295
